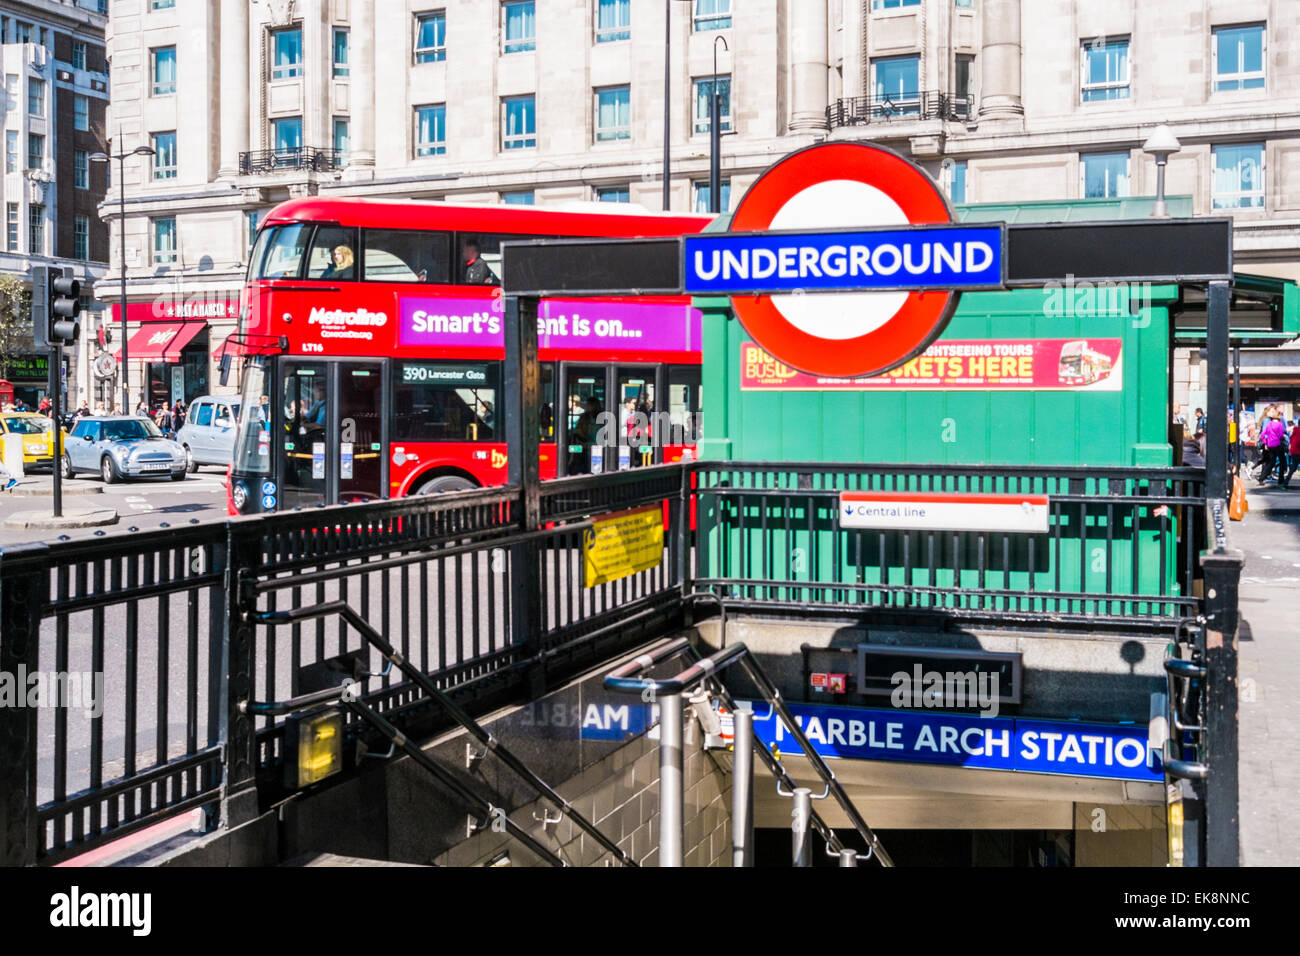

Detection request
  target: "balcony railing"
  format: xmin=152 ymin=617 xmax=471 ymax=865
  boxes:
xmin=826 ymin=91 xmax=973 ymax=129
xmin=238 ymin=147 xmax=346 ymax=175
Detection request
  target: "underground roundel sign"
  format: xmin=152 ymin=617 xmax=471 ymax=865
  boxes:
xmin=687 ymin=142 xmax=998 ymax=378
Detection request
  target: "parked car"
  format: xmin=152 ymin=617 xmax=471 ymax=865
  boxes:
xmin=0 ymin=411 xmax=63 ymax=471
xmin=61 ymin=416 xmax=187 ymax=483
xmin=175 ymin=395 xmax=242 ymax=473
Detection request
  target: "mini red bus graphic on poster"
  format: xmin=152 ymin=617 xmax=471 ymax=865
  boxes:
xmin=740 ymin=338 xmax=1123 ymax=391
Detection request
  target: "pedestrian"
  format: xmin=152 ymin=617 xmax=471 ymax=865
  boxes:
xmin=1182 ymin=431 xmax=1206 ymax=468
xmin=76 ymin=401 xmax=91 ymax=417
xmin=1283 ymin=420 xmax=1300 ymax=490
xmin=1194 ymin=407 xmax=1206 ymax=433
xmin=172 ymin=400 xmax=185 ymax=427
xmin=38 ymin=397 xmax=51 ymax=415
xmin=156 ymin=404 xmax=173 ymax=436
xmin=1258 ymin=405 xmax=1286 ymax=485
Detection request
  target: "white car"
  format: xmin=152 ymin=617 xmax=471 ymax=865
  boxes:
xmin=62 ymin=416 xmax=187 ymax=483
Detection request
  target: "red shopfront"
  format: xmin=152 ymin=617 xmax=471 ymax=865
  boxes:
xmin=112 ymin=298 xmax=239 ymax=410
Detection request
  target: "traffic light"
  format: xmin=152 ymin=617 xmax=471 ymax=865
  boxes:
xmin=50 ymin=267 xmax=81 ymax=344
xmin=30 ymin=265 xmax=81 ymax=348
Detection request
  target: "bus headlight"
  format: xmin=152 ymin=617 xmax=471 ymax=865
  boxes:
xmin=231 ymin=481 xmax=248 ymax=510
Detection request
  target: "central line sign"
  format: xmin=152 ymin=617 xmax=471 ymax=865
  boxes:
xmin=839 ymin=491 xmax=1051 ymax=534
xmin=683 ymin=223 xmax=1004 ymax=295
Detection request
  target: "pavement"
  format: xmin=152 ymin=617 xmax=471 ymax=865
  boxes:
xmin=1242 ymin=480 xmax=1300 ymax=514
xmin=1233 ymin=503 xmax=1300 ymax=866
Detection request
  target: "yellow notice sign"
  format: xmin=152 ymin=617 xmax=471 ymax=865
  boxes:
xmin=583 ymin=505 xmax=665 ymax=588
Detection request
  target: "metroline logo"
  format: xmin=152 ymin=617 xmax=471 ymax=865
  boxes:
xmin=308 ymin=306 xmax=388 ymax=327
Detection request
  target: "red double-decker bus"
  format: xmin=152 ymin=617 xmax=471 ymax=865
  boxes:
xmin=226 ymin=197 xmax=710 ymax=514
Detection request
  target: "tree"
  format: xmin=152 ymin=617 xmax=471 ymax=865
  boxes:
xmin=0 ymin=273 xmax=33 ymax=382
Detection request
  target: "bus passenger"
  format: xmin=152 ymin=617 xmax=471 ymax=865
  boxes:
xmin=319 ymin=244 xmax=354 ymax=280
xmin=462 ymin=241 xmax=500 ymax=286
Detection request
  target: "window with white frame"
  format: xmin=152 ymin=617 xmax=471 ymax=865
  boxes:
xmin=694 ymin=0 xmax=731 ymax=31
xmin=152 ymin=131 xmax=177 ymax=179
xmin=5 ymin=204 xmax=16 ymax=252
xmin=502 ymin=95 xmax=535 ymax=149
xmin=270 ymin=27 xmax=302 ymax=80
xmin=27 ymin=77 xmax=43 ymax=116
xmin=1213 ymin=24 xmax=1265 ymax=91
xmin=693 ymin=76 xmax=731 ymax=133
xmin=872 ymin=55 xmax=920 ymax=114
xmin=1081 ymin=37 xmax=1129 ymax=102
xmin=872 ymin=0 xmax=920 ymax=9
xmin=693 ymin=179 xmax=730 ymax=213
xmin=272 ymin=116 xmax=302 ymax=157
xmin=4 ymin=75 xmax=16 ymax=110
xmin=596 ymin=0 xmax=630 ymax=43
xmin=151 ymin=46 xmax=176 ymax=95
xmin=74 ymin=149 xmax=89 ymax=189
xmin=415 ymin=11 xmax=446 ymax=62
xmin=333 ymin=117 xmax=349 ymax=162
xmin=947 ymin=160 xmax=967 ymax=203
xmin=74 ymin=94 xmax=89 ymax=131
xmin=415 ymin=104 xmax=446 ymax=156
xmin=246 ymin=210 xmax=262 ymax=254
xmin=5 ymin=131 xmax=16 ymax=174
xmin=154 ymin=217 xmax=177 ymax=264
xmin=27 ymin=133 xmax=42 ymax=170
xmin=151 ymin=0 xmax=175 ymax=8
xmin=74 ymin=215 xmax=90 ymax=260
xmin=595 ymin=86 xmax=630 ymax=141
xmin=502 ymin=191 xmax=534 ymax=205
xmin=1212 ymin=143 xmax=1264 ymax=208
xmin=596 ymin=185 xmax=630 ymax=203
xmin=72 ymin=40 xmax=87 ymax=70
xmin=1081 ymin=152 xmax=1130 ymax=198
xmin=503 ymin=1 xmax=536 ymax=54
xmin=333 ymin=28 xmax=349 ymax=77
xmin=28 ymin=203 xmax=44 ymax=255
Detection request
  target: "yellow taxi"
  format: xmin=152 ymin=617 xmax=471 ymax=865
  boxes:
xmin=0 ymin=412 xmax=62 ymax=470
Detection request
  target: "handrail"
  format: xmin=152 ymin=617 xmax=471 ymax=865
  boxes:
xmin=258 ymin=602 xmax=637 ymax=867
xmin=605 ymin=637 xmax=894 ymax=866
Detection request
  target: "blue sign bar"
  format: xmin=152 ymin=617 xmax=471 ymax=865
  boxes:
xmin=747 ymin=702 xmax=1159 ymax=783
xmin=683 ymin=224 xmax=1005 ymax=295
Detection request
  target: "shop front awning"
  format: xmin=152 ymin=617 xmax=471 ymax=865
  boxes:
xmin=115 ymin=322 xmax=206 ymax=363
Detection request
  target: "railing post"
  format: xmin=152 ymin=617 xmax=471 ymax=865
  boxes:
xmin=1200 ymin=534 xmax=1243 ymax=866
xmin=659 ymin=692 xmax=684 ymax=867
xmin=731 ymin=703 xmax=753 ymax=867
xmin=792 ymin=787 xmax=813 ymax=867
xmin=0 ymin=544 xmax=47 ymax=866
xmin=217 ymin=521 xmax=260 ymax=830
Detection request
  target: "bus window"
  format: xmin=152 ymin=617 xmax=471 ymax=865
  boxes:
xmin=668 ymin=365 xmax=702 ymax=445
xmin=455 ymin=233 xmax=540 ymax=285
xmin=306 ymin=226 xmax=358 ymax=280
xmin=539 ymin=362 xmax=555 ymax=442
xmin=363 ymin=229 xmax=451 ymax=283
xmin=393 ymin=360 xmax=500 ymax=442
xmin=256 ymin=223 xmax=312 ymax=279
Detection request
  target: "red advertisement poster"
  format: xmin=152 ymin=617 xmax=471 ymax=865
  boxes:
xmin=740 ymin=338 xmax=1123 ymax=391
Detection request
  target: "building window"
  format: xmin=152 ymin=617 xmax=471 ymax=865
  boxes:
xmin=502 ymin=95 xmax=535 ymax=149
xmin=151 ymin=46 xmax=176 ymax=95
xmin=694 ymin=0 xmax=732 ymax=31
xmin=74 ymin=94 xmax=89 ymax=131
xmin=1213 ymin=24 xmax=1265 ymax=91
xmin=153 ymin=217 xmax=177 ymax=264
xmin=873 ymin=0 xmax=921 ymax=9
xmin=954 ymin=54 xmax=974 ymax=113
xmin=28 ymin=204 xmax=44 ymax=255
xmin=152 ymin=0 xmax=176 ymax=8
xmin=1081 ymin=152 xmax=1130 ymax=198
xmin=4 ymin=131 xmax=15 ymax=174
xmin=333 ymin=117 xmax=349 ymax=163
xmin=270 ymin=27 xmax=302 ymax=81
xmin=74 ymin=216 xmax=90 ymax=260
xmin=72 ymin=40 xmax=87 ymax=70
xmin=693 ymin=179 xmax=730 ymax=213
xmin=595 ymin=86 xmax=631 ymax=142
xmin=27 ymin=77 xmax=43 ymax=116
xmin=4 ymin=75 xmax=16 ymax=110
xmin=332 ymin=28 xmax=349 ymax=77
xmin=152 ymin=131 xmax=177 ymax=179
xmin=5 ymin=204 xmax=16 ymax=252
xmin=247 ymin=209 xmax=262 ymax=254
xmin=872 ymin=55 xmax=920 ymax=114
xmin=693 ymin=76 xmax=731 ymax=133
xmin=955 ymin=0 xmax=973 ymax=7
xmin=415 ymin=104 xmax=446 ymax=156
xmin=596 ymin=185 xmax=629 ymax=203
xmin=415 ymin=11 xmax=447 ymax=63
xmin=74 ymin=149 xmax=89 ymax=188
xmin=503 ymin=1 xmax=536 ymax=54
xmin=272 ymin=116 xmax=303 ymax=158
xmin=27 ymin=133 xmax=42 ymax=170
xmin=15 ymin=22 xmax=30 ymax=44
xmin=1212 ymin=144 xmax=1264 ymax=209
xmin=596 ymin=0 xmax=630 ymax=43
xmin=947 ymin=160 xmax=967 ymax=204
xmin=502 ymin=191 xmax=535 ymax=205
xmin=1081 ymin=37 xmax=1130 ymax=102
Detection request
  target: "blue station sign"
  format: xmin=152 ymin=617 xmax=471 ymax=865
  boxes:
xmin=683 ymin=223 xmax=1005 ymax=296
xmin=747 ymin=702 xmax=1160 ymax=783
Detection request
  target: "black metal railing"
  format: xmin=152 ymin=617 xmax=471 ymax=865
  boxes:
xmin=238 ymin=147 xmax=346 ymax=175
xmin=825 ymin=92 xmax=973 ymax=128
xmin=0 ymin=457 xmax=1232 ymax=866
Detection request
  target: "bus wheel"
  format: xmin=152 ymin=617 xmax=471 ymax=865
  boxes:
xmin=415 ymin=474 xmax=476 ymax=494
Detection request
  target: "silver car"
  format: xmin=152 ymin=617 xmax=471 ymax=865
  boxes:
xmin=175 ymin=395 xmax=241 ymax=473
xmin=61 ymin=416 xmax=187 ymax=483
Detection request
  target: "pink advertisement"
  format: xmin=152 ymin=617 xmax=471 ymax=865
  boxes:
xmin=399 ymin=297 xmax=699 ymax=351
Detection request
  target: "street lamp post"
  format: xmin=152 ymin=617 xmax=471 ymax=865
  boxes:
xmin=710 ymin=34 xmax=729 ymax=214
xmin=89 ymin=140 xmax=155 ymax=414
xmin=1142 ymin=124 xmax=1181 ymax=219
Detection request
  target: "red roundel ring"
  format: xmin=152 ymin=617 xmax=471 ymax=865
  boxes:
xmin=728 ymin=142 xmax=959 ymax=379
